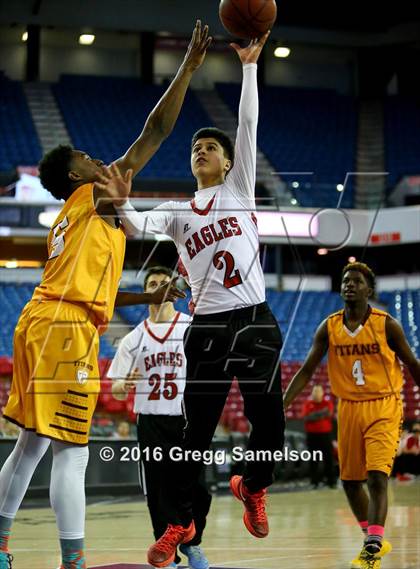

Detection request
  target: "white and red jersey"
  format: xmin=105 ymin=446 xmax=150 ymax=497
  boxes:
xmin=107 ymin=311 xmax=191 ymax=415
xmin=117 ymin=64 xmax=265 ymax=315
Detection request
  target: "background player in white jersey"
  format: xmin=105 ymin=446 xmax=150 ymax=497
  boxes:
xmin=108 ymin=267 xmax=211 ymax=569
xmin=102 ymin=31 xmax=285 ymax=569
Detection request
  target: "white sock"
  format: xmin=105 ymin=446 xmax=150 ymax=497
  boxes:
xmin=50 ymin=442 xmax=89 ymax=539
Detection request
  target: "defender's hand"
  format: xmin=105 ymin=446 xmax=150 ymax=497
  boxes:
xmin=148 ymin=277 xmax=186 ymax=304
xmin=94 ymin=163 xmax=133 ymax=207
xmin=230 ymin=30 xmax=270 ymax=64
xmin=182 ymin=20 xmax=212 ymax=72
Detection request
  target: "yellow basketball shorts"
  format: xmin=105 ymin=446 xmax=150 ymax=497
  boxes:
xmin=337 ymin=396 xmax=403 ymax=481
xmin=3 ymin=299 xmax=100 ymax=445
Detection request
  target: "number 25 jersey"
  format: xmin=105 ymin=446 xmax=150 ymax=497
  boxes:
xmin=107 ymin=312 xmax=191 ymax=415
xmin=327 ymin=308 xmax=403 ymax=401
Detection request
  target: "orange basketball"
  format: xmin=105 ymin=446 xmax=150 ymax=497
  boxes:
xmin=219 ymin=0 xmax=277 ymax=39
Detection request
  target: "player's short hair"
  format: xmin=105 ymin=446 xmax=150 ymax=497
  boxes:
xmin=39 ymin=145 xmax=74 ymax=201
xmin=191 ymin=127 xmax=234 ymax=168
xmin=342 ymin=262 xmax=376 ymax=295
xmin=143 ymin=266 xmax=173 ymax=290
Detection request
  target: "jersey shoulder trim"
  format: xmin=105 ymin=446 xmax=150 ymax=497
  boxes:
xmin=328 ymin=309 xmax=344 ymax=320
xmin=370 ymin=308 xmax=389 ymax=318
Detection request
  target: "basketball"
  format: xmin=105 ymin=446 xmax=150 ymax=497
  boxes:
xmin=219 ymin=0 xmax=277 ymax=39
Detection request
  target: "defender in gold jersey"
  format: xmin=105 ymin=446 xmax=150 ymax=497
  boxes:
xmin=284 ymin=263 xmax=420 ymax=569
xmin=0 ymin=22 xmax=211 ymax=569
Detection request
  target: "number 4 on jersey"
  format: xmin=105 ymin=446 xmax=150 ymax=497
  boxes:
xmin=352 ymin=359 xmax=366 ymax=386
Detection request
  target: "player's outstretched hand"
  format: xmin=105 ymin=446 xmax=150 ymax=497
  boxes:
xmin=94 ymin=162 xmax=133 ymax=207
xmin=148 ymin=277 xmax=186 ymax=304
xmin=230 ymin=30 xmax=270 ymax=65
xmin=183 ymin=20 xmax=212 ymax=72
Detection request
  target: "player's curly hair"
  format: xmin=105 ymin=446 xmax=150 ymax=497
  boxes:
xmin=342 ymin=262 xmax=376 ymax=295
xmin=191 ymin=127 xmax=234 ymax=170
xmin=144 ymin=266 xmax=173 ymax=290
xmin=38 ymin=144 xmax=74 ymax=201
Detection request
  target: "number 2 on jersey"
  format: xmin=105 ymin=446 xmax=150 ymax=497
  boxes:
xmin=213 ymin=251 xmax=243 ymax=289
xmin=148 ymin=372 xmax=178 ymax=400
xmin=352 ymin=359 xmax=366 ymax=386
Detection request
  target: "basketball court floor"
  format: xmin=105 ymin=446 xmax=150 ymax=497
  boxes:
xmin=9 ymin=480 xmax=419 ymax=568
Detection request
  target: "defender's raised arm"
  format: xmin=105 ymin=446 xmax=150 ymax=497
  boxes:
xmin=115 ymin=20 xmax=212 ymax=178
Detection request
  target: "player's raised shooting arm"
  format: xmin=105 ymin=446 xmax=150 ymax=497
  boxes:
xmin=227 ymin=31 xmax=270 ymax=200
xmin=115 ymin=21 xmax=212 ymax=178
xmin=283 ymin=319 xmax=329 ymax=409
xmin=386 ymin=315 xmax=420 ymax=387
xmin=115 ymin=200 xmax=175 ymax=239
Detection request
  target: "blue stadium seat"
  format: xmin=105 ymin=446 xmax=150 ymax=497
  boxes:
xmin=216 ymin=83 xmax=357 ymax=208
xmin=0 ymin=283 xmax=34 ymax=355
xmin=385 ymin=96 xmax=420 ymax=187
xmin=0 ymin=73 xmax=42 ymax=170
xmin=0 ymin=285 xmax=418 ymax=361
xmin=52 ymin=75 xmax=212 ymax=180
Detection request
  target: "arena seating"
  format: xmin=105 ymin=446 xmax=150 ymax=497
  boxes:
xmin=1 ymin=70 xmax=418 ymax=203
xmin=216 ymin=82 xmax=357 ymax=207
xmin=0 ymin=284 xmax=418 ymax=422
xmin=0 ymin=72 xmax=42 ymax=171
xmin=0 ymin=283 xmax=33 ymax=356
xmin=52 ymin=74 xmax=212 ymax=179
xmin=385 ymin=95 xmax=420 ymax=187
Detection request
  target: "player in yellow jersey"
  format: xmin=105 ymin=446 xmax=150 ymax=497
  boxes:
xmin=0 ymin=21 xmax=211 ymax=569
xmin=284 ymin=262 xmax=420 ymax=569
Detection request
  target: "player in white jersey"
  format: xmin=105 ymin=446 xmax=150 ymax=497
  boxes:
xmin=108 ymin=267 xmax=211 ymax=569
xmin=104 ymin=32 xmax=285 ymax=568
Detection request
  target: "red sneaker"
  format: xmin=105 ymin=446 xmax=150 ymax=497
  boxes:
xmin=147 ymin=521 xmax=196 ymax=568
xmin=230 ymin=475 xmax=269 ymax=538
xmin=396 ymin=473 xmax=415 ymax=482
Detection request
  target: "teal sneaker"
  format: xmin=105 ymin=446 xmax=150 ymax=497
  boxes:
xmin=0 ymin=551 xmax=13 ymax=568
xmin=179 ymin=544 xmax=209 ymax=569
